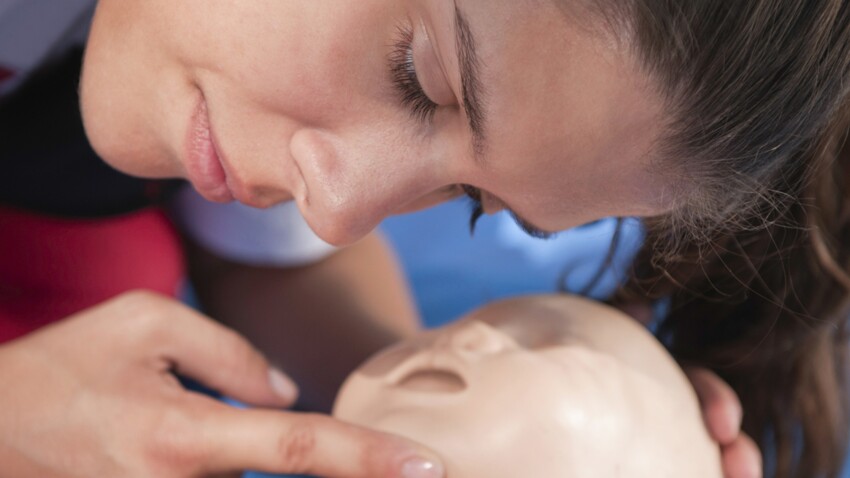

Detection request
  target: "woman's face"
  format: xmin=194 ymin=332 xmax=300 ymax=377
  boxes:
xmin=81 ymin=0 xmax=666 ymax=246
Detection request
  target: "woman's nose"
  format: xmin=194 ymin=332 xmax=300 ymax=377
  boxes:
xmin=290 ymin=127 xmax=446 ymax=246
xmin=445 ymin=321 xmax=517 ymax=357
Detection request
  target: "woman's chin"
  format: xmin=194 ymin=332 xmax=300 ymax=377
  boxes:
xmin=92 ymin=143 xmax=183 ymax=181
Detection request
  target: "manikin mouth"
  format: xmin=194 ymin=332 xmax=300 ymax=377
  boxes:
xmin=397 ymin=369 xmax=467 ymax=393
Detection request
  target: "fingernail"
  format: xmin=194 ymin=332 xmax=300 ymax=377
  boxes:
xmin=268 ymin=367 xmax=299 ymax=403
xmin=401 ymin=457 xmax=445 ymax=478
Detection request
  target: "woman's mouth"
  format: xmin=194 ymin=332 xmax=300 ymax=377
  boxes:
xmin=185 ymin=96 xmax=234 ymax=203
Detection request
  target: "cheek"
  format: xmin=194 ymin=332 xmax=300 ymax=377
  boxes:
xmin=81 ymin=1 xmax=182 ymax=177
xmin=197 ymin=2 xmax=399 ymax=126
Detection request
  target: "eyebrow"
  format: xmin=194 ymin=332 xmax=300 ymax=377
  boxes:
xmin=454 ymin=3 xmax=488 ymax=158
xmin=454 ymin=4 xmax=553 ymax=238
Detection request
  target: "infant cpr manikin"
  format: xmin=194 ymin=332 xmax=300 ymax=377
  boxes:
xmin=334 ymin=295 xmax=722 ymax=477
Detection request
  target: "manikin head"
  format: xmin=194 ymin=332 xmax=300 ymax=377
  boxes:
xmin=334 ymin=295 xmax=721 ymax=477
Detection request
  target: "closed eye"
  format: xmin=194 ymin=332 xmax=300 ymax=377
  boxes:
xmin=390 ymin=26 xmax=439 ymax=125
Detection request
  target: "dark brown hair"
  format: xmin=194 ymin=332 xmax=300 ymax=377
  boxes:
xmin=594 ymin=2 xmax=850 ymax=477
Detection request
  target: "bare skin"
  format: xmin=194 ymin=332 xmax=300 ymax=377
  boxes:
xmin=186 ymin=231 xmax=421 ymax=412
xmin=0 ymin=0 xmax=763 ymax=476
xmin=80 ymin=0 xmax=668 ymax=245
xmin=0 ymin=292 xmax=442 ymax=478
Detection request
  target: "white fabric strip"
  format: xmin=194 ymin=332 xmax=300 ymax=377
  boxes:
xmin=172 ymin=186 xmax=338 ymax=267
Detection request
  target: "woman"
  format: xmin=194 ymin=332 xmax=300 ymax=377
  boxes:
xmin=2 ymin=0 xmax=847 ymax=477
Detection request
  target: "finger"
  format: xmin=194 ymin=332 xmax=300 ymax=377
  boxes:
xmin=685 ymin=367 xmax=743 ymax=444
xmin=132 ymin=292 xmax=299 ymax=407
xmin=722 ymin=433 xmax=763 ymax=478
xmin=198 ymin=406 xmax=445 ymax=478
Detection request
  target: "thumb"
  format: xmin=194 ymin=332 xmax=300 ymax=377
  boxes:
xmin=685 ymin=366 xmax=743 ymax=445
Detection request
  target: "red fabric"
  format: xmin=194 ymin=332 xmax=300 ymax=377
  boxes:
xmin=0 ymin=206 xmax=185 ymax=343
xmin=0 ymin=66 xmax=14 ymax=84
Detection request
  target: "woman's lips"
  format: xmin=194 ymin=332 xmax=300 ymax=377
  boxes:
xmin=185 ymin=96 xmax=234 ymax=203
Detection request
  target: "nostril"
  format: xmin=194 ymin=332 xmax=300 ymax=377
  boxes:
xmin=300 ymin=212 xmax=373 ymax=247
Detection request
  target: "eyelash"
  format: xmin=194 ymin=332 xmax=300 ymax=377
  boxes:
xmin=460 ymin=184 xmax=554 ymax=240
xmin=388 ymin=29 xmax=550 ymax=240
xmin=390 ymin=26 xmax=439 ymax=125
xmin=461 ymin=184 xmax=485 ymax=234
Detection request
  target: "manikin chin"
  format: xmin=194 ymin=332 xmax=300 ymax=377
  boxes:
xmin=334 ymin=295 xmax=722 ymax=478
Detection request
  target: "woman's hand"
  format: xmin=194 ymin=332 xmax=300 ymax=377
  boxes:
xmin=0 ymin=291 xmax=444 ymax=478
xmin=686 ymin=368 xmax=763 ymax=478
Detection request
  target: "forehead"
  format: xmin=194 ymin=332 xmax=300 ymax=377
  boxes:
xmin=462 ymin=0 xmax=666 ymax=230
xmin=466 ymin=296 xmax=698 ymax=408
xmin=464 ymin=296 xmax=637 ymax=355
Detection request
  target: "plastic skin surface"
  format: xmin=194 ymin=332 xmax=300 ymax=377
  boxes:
xmin=334 ymin=295 xmax=722 ymax=477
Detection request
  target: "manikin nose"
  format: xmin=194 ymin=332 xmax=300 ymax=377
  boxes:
xmin=446 ymin=321 xmax=516 ymax=356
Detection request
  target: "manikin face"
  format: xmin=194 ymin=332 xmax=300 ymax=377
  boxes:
xmin=81 ymin=0 xmax=669 ymax=246
xmin=334 ymin=296 xmax=721 ymax=478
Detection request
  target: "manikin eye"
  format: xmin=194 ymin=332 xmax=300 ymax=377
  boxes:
xmin=357 ymin=341 xmax=421 ymax=378
xmin=397 ymin=369 xmax=467 ymax=393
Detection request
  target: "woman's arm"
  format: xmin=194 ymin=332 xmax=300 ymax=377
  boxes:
xmin=185 ymin=231 xmax=420 ymax=411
